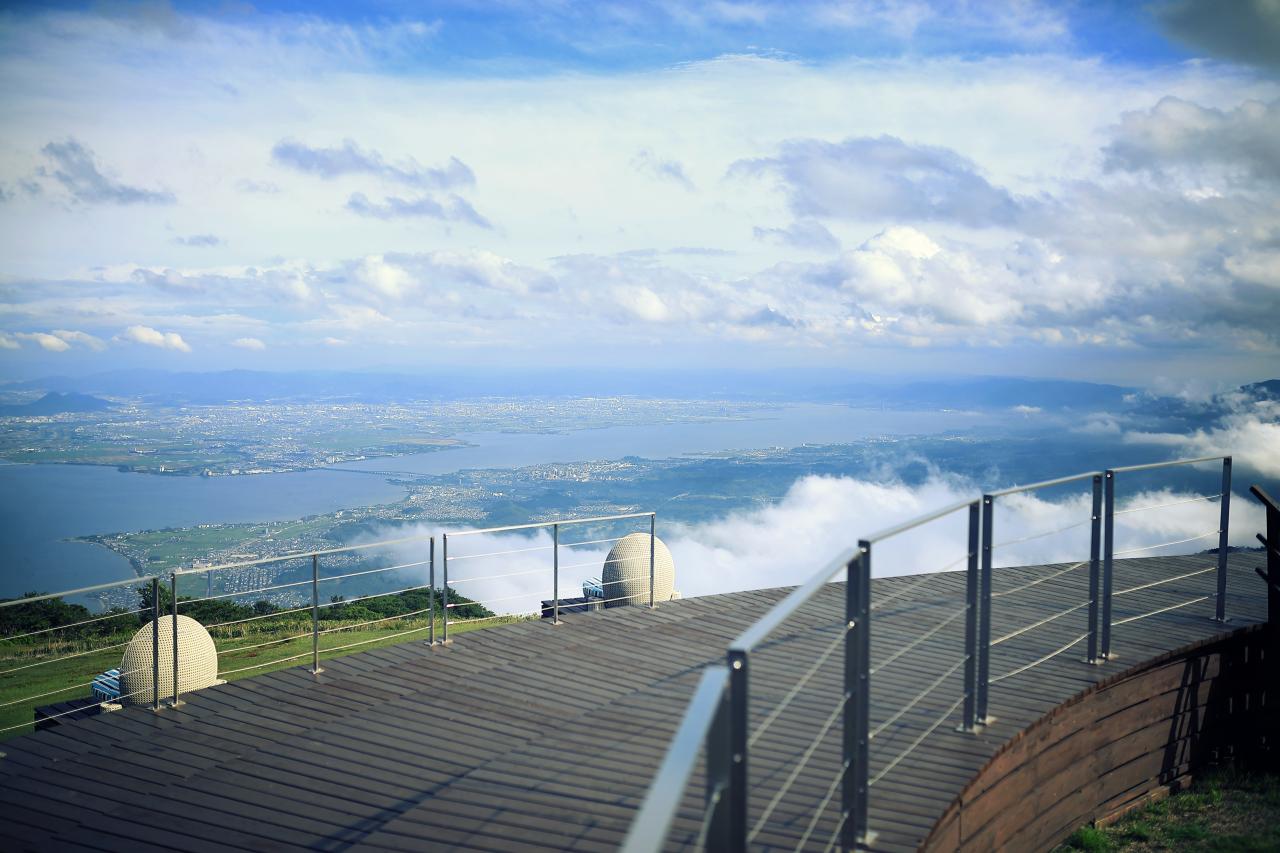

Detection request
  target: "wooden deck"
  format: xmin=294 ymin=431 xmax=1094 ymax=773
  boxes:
xmin=0 ymin=553 xmax=1265 ymax=852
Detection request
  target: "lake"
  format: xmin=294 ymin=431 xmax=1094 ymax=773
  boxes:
xmin=0 ymin=404 xmax=984 ymax=598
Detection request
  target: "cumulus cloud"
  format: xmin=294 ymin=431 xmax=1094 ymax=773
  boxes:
xmin=0 ymin=333 xmax=18 ymax=350
xmin=1103 ymin=97 xmax=1280 ymax=184
xmin=373 ymin=472 xmax=1262 ymax=616
xmin=345 ymin=192 xmax=492 ymax=228
xmin=730 ymin=135 xmax=1021 ymax=226
xmin=231 ymin=337 xmax=266 ymax=351
xmin=271 ymin=139 xmax=475 ymax=190
xmin=118 ymin=325 xmax=191 ymax=352
xmin=632 ymin=149 xmax=695 ymax=190
xmin=173 ymin=234 xmax=223 ymax=247
xmin=37 ymin=139 xmax=175 ymax=205
xmin=1155 ymin=0 xmax=1280 ymax=72
xmin=15 ymin=332 xmax=70 ymax=352
xmin=12 ymin=329 xmax=104 ymax=352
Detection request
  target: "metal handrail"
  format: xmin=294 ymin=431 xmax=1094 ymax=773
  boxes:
xmin=0 ymin=511 xmax=654 ymax=737
xmin=620 ymin=666 xmax=731 ymax=853
xmin=445 ymin=511 xmax=654 ymax=538
xmin=173 ymin=532 xmax=435 ymax=576
xmin=1104 ymin=455 xmax=1232 ymax=654
xmin=628 ymin=455 xmax=1237 ymax=851
xmin=1111 ymin=455 xmax=1226 ymax=474
xmin=988 ymin=470 xmax=1102 ymax=498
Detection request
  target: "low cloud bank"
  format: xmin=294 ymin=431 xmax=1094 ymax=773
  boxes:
xmin=1126 ymin=395 xmax=1280 ymax=478
xmin=367 ymin=472 xmax=1263 ymax=616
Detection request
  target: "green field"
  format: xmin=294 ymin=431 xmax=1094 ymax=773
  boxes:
xmin=1058 ymin=768 xmax=1280 ymax=852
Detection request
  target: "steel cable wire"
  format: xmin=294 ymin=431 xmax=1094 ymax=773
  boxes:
xmin=0 ymin=684 xmax=152 ymax=734
xmin=1111 ymin=566 xmax=1214 ymax=598
xmin=1114 ymin=493 xmax=1221 ymax=516
xmin=218 ymin=650 xmax=312 ymax=676
xmin=560 ymin=536 xmax=624 ymax=548
xmin=991 ymin=516 xmax=1092 ymax=550
xmin=693 ymin=783 xmax=725 ymax=851
xmin=868 ymin=695 xmax=965 ymax=786
xmin=792 ymin=758 xmax=850 ymax=852
xmin=750 ymin=626 xmax=847 ymax=748
xmin=1112 ymin=595 xmax=1213 ymax=627
xmin=0 ymin=607 xmax=150 ymax=643
xmin=870 ymin=609 xmax=964 ymax=677
xmin=820 ymin=812 xmax=849 ymax=853
xmin=870 ymin=657 xmax=966 ymax=740
xmin=317 ymin=560 xmax=429 ymax=584
xmin=316 ymin=607 xmax=433 ymax=635
xmin=989 ymin=632 xmax=1089 ymax=684
xmin=870 ymin=552 xmax=970 ymax=612
xmin=748 ymin=696 xmax=846 ymax=843
xmin=1113 ymin=529 xmax=1220 ymax=556
xmin=991 ymin=560 xmax=1086 ymax=599
xmin=446 ymin=567 xmax=547 ymax=585
xmin=0 ymin=665 xmax=149 ymax=708
xmin=990 ymin=600 xmax=1090 ymax=648
xmin=0 ymin=639 xmax=131 ymax=676
xmin=445 ymin=543 xmax=552 ymax=561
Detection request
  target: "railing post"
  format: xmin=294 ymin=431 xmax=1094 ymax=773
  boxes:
xmin=1087 ymin=474 xmax=1102 ymax=664
xmin=553 ymin=523 xmax=561 ymax=625
xmin=961 ymin=501 xmax=979 ymax=731
xmin=1102 ymin=470 xmax=1115 ymax=659
xmin=977 ymin=495 xmax=994 ymax=724
xmin=428 ymin=537 xmax=435 ymax=646
xmin=441 ymin=533 xmax=449 ymax=645
xmin=726 ymin=647 xmax=748 ymax=853
xmin=649 ymin=513 xmax=657 ymax=609
xmin=706 ymin=680 xmax=732 ymax=850
xmin=170 ymin=571 xmax=181 ymax=707
xmin=1217 ymin=456 xmax=1232 ymax=622
xmin=151 ymin=576 xmax=160 ymax=712
xmin=843 ymin=543 xmax=872 ymax=849
xmin=311 ymin=554 xmax=323 ymax=675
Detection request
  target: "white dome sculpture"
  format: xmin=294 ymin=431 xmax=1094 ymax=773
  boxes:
xmin=119 ymin=615 xmax=218 ymax=706
xmin=602 ymin=533 xmax=675 ymax=608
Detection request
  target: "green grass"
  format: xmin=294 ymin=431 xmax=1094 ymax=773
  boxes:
xmin=1057 ymin=767 xmax=1280 ymax=852
xmin=0 ymin=614 xmax=528 ymax=740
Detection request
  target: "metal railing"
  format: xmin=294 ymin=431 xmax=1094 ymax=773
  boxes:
xmin=624 ymin=455 xmax=1241 ymax=851
xmin=440 ymin=512 xmax=658 ymax=643
xmin=0 ymin=511 xmax=657 ymax=735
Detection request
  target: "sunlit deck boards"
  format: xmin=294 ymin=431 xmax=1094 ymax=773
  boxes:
xmin=0 ymin=553 xmax=1265 ymax=852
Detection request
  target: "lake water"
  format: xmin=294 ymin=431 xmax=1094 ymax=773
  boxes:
xmin=0 ymin=404 xmax=983 ymax=598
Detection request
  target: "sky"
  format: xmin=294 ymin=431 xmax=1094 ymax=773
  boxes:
xmin=0 ymin=0 xmax=1278 ymax=387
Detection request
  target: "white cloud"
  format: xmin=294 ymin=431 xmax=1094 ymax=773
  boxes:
xmin=374 ymin=471 xmax=1262 ymax=616
xmin=0 ymin=333 xmax=18 ymax=350
xmin=11 ymin=328 xmax=104 ymax=352
xmin=119 ymin=324 xmax=191 ymax=352
xmin=1 ymin=9 xmax=1278 ymax=377
xmin=51 ymin=328 xmax=105 ymax=350
xmin=1125 ymin=397 xmax=1280 ymax=477
xmin=231 ymin=336 xmax=266 ymax=351
xmin=15 ymin=331 xmax=70 ymax=352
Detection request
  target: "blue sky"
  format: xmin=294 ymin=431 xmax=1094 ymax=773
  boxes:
xmin=0 ymin=1 xmax=1278 ymax=387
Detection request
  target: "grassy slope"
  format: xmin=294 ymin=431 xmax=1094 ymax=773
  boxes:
xmin=1057 ymin=768 xmax=1280 ymax=852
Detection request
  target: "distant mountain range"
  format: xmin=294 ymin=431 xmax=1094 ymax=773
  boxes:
xmin=4 ymin=368 xmax=1147 ymax=410
xmin=0 ymin=392 xmax=113 ymax=416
